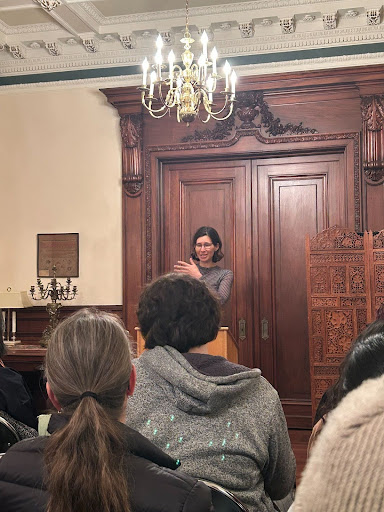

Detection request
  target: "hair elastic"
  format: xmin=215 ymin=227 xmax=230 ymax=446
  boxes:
xmin=80 ymin=391 xmax=100 ymax=402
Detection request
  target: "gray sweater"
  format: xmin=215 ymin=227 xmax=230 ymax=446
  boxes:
xmin=127 ymin=346 xmax=296 ymax=512
xmin=197 ymin=264 xmax=233 ymax=305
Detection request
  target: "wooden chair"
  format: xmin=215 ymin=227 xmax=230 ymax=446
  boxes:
xmin=199 ymin=480 xmax=249 ymax=512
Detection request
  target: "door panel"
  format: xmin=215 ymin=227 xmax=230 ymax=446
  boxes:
xmin=162 ymin=160 xmax=253 ymax=364
xmin=255 ymin=153 xmax=349 ymax=427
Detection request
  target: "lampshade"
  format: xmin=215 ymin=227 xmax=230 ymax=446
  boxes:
xmin=0 ymin=291 xmax=32 ymax=309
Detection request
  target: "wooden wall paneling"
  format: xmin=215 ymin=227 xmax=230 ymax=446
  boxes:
xmin=365 ymin=183 xmax=384 ymax=231
xmin=162 ymin=160 xmax=253 ymax=364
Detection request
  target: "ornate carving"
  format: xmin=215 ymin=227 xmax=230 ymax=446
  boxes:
xmin=45 ymin=42 xmax=61 ymax=56
xmin=340 ymin=297 xmax=366 ymax=307
xmin=331 ymin=267 xmax=346 ymax=294
xmin=361 ymin=95 xmax=384 ymax=183
xmin=280 ymin=17 xmax=295 ymax=34
xmin=181 ymin=91 xmax=318 ymax=140
xmin=34 ymin=0 xmax=62 ymax=11
xmin=323 ymin=13 xmax=338 ymax=30
xmin=314 ymin=366 xmax=339 ymax=376
xmin=310 ymin=226 xmax=363 ymax=251
xmin=376 ymin=265 xmax=384 ymax=293
xmin=120 ymin=35 xmax=136 ymax=49
xmin=120 ymin=114 xmax=144 ymax=197
xmin=311 ymin=267 xmax=328 ymax=294
xmin=181 ymin=115 xmax=235 ymax=142
xmin=356 ymin=308 xmax=368 ymax=334
xmin=373 ymin=230 xmax=384 ymax=249
xmin=315 ymin=378 xmax=333 ymax=397
xmin=310 ymin=253 xmax=364 ymax=264
xmin=239 ymin=22 xmax=255 ymax=38
xmin=82 ymin=38 xmax=99 ymax=53
xmin=313 ymin=337 xmax=323 ymax=362
xmin=312 ymin=297 xmax=338 ymax=308
xmin=312 ymin=310 xmax=322 ymax=336
xmin=367 ymin=9 xmax=381 ymax=25
xmin=326 ymin=310 xmax=354 ymax=355
xmin=350 ymin=266 xmax=366 ymax=294
xmin=261 ymin=19 xmax=273 ymax=26
xmin=122 ymin=174 xmax=144 ymax=197
xmin=8 ymin=45 xmax=25 ymax=59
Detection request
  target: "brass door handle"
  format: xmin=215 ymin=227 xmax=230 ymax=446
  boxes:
xmin=239 ymin=318 xmax=246 ymax=341
xmin=261 ymin=318 xmax=269 ymax=340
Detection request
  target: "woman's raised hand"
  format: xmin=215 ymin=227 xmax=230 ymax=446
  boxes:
xmin=174 ymin=258 xmax=202 ymax=279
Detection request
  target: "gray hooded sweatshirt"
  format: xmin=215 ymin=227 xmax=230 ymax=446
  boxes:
xmin=127 ymin=346 xmax=296 ymax=512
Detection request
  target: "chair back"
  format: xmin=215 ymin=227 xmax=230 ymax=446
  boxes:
xmin=0 ymin=416 xmax=20 ymax=454
xmin=199 ymin=480 xmax=249 ymax=512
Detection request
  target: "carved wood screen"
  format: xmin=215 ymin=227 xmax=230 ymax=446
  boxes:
xmin=306 ymin=226 xmax=384 ymax=420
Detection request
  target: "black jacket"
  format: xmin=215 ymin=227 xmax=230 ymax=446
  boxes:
xmin=0 ymin=367 xmax=37 ymax=429
xmin=0 ymin=415 xmax=213 ymax=512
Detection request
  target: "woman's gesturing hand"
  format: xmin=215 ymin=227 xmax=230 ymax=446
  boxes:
xmin=174 ymin=258 xmax=202 ymax=279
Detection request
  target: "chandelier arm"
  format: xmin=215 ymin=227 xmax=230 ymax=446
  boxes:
xmin=209 ymin=103 xmax=235 ymax=121
xmin=148 ymin=109 xmax=171 ymax=119
xmin=142 ymin=98 xmax=169 ymax=114
xmin=207 ymin=97 xmax=234 ymax=116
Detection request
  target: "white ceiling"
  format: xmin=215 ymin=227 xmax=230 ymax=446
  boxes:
xmin=0 ymin=1 xmax=383 ymax=85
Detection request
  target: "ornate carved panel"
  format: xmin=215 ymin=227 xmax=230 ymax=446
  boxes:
xmin=120 ymin=114 xmax=144 ymax=197
xmin=306 ymin=226 xmax=374 ymax=420
xmin=361 ymin=95 xmax=384 ymax=184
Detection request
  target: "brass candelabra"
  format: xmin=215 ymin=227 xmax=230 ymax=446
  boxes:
xmin=30 ymin=265 xmax=77 ymax=346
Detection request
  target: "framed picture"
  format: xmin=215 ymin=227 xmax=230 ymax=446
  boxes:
xmin=37 ymin=233 xmax=79 ymax=277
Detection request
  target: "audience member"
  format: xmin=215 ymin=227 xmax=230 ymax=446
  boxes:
xmin=0 ymin=327 xmax=37 ymax=429
xmin=294 ymin=373 xmax=384 ymax=511
xmin=0 ymin=309 xmax=214 ymax=512
xmin=127 ymin=273 xmax=296 ymax=512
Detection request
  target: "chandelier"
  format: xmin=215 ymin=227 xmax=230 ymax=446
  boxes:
xmin=34 ymin=0 xmax=62 ymax=11
xmin=139 ymin=0 xmax=236 ymax=125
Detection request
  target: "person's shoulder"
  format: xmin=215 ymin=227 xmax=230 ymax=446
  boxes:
xmin=0 ymin=366 xmax=25 ymax=389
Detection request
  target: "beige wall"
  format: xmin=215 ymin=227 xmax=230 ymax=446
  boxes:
xmin=0 ymin=86 xmax=123 ymax=305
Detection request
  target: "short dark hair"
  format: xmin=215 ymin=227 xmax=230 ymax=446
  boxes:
xmin=191 ymin=226 xmax=224 ymax=263
xmin=137 ymin=273 xmax=221 ymax=352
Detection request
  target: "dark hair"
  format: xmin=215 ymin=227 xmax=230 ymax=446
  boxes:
xmin=191 ymin=226 xmax=224 ymax=263
xmin=137 ymin=273 xmax=221 ymax=352
xmin=314 ymin=319 xmax=384 ymax=424
xmin=44 ymin=308 xmax=133 ymax=512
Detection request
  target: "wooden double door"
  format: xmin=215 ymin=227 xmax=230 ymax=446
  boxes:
xmin=161 ymin=145 xmax=356 ymax=427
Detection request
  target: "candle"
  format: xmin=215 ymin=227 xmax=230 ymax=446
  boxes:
xmin=211 ymin=47 xmax=218 ymax=75
xmin=142 ymin=57 xmax=149 ymax=86
xmin=201 ymin=30 xmax=208 ymax=59
xmin=230 ymin=70 xmax=237 ymax=99
xmin=1 ymin=310 xmax=5 ymax=334
xmin=12 ymin=310 xmax=16 ymax=334
xmin=206 ymin=75 xmax=214 ymax=102
xmin=198 ymin=54 xmax=205 ymax=81
xmin=223 ymin=61 xmax=231 ymax=90
xmin=149 ymin=71 xmax=156 ymax=96
xmin=168 ymin=50 xmax=175 ymax=82
xmin=156 ymin=34 xmax=163 ymax=80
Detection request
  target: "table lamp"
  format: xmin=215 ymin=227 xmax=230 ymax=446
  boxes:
xmin=0 ymin=288 xmax=32 ymax=344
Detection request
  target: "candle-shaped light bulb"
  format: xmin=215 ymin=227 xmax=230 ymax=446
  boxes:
xmin=230 ymin=70 xmax=237 ymax=98
xmin=201 ymin=30 xmax=208 ymax=58
xmin=198 ymin=54 xmax=205 ymax=81
xmin=142 ymin=57 xmax=149 ymax=86
xmin=149 ymin=70 xmax=156 ymax=96
xmin=156 ymin=34 xmax=163 ymax=50
xmin=211 ymin=47 xmax=218 ymax=75
xmin=223 ymin=60 xmax=231 ymax=90
xmin=206 ymin=75 xmax=214 ymax=102
xmin=168 ymin=50 xmax=175 ymax=81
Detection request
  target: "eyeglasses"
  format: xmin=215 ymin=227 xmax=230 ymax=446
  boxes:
xmin=195 ymin=243 xmax=213 ymax=249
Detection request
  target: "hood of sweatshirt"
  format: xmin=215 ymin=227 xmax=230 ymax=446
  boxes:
xmin=136 ymin=346 xmax=262 ymax=415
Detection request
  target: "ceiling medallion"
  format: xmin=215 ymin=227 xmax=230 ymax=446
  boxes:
xmin=139 ymin=0 xmax=236 ymax=126
xmin=34 ymin=0 xmax=62 ymax=11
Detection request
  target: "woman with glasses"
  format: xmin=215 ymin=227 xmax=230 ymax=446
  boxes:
xmin=174 ymin=226 xmax=233 ymax=305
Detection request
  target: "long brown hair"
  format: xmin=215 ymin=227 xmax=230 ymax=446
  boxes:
xmin=44 ymin=308 xmax=132 ymax=512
